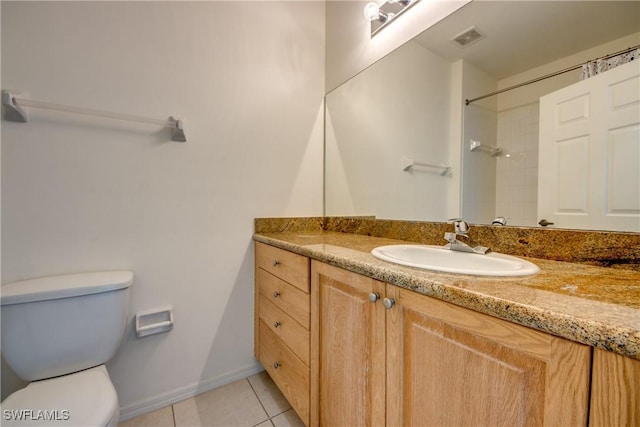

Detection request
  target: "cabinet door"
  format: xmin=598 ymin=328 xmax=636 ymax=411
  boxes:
xmin=310 ymin=261 xmax=385 ymax=427
xmin=386 ymin=285 xmax=591 ymax=427
xmin=590 ymin=349 xmax=640 ymax=426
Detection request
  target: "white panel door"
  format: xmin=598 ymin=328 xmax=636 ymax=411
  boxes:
xmin=539 ymin=60 xmax=640 ymax=231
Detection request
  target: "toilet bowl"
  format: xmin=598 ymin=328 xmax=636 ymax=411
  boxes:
xmin=1 ymin=271 xmax=133 ymax=427
xmin=1 ymin=366 xmax=119 ymax=427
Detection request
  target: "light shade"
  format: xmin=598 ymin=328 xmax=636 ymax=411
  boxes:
xmin=364 ymin=0 xmax=420 ymax=37
xmin=364 ymin=2 xmax=384 ymax=22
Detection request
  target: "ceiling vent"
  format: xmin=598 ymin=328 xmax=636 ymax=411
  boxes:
xmin=452 ymin=26 xmax=485 ymax=48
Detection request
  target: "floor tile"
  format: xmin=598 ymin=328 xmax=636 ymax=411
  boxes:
xmin=118 ymin=405 xmax=175 ymax=427
xmin=173 ymin=379 xmax=268 ymax=427
xmin=271 ymin=409 xmax=305 ymax=427
xmin=247 ymin=371 xmax=291 ymax=417
xmin=254 ymin=421 xmax=274 ymax=427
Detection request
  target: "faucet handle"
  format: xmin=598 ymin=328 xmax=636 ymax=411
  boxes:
xmin=492 ymin=217 xmax=508 ymax=226
xmin=447 ymin=218 xmax=469 ymax=234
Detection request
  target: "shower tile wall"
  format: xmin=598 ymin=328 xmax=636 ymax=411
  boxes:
xmin=496 ymin=102 xmax=539 ymax=227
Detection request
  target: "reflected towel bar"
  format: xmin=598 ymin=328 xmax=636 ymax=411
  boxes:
xmin=2 ymin=90 xmax=186 ymax=142
xmin=470 ymin=140 xmax=501 ymax=156
xmin=402 ymin=157 xmax=451 ymax=175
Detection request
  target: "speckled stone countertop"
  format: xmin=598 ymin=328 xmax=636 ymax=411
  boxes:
xmin=253 ymin=229 xmax=640 ymax=360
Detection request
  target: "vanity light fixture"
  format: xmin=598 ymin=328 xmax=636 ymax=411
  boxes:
xmin=364 ymin=0 xmax=421 ymax=37
xmin=364 ymin=2 xmax=389 ymax=23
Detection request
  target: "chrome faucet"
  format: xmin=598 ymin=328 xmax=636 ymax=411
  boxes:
xmin=444 ymin=219 xmax=490 ymax=254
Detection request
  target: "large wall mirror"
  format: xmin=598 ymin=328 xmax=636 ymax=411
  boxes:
xmin=325 ymin=1 xmax=639 ymax=232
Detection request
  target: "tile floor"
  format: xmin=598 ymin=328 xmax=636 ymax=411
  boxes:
xmin=119 ymin=371 xmax=305 ymax=427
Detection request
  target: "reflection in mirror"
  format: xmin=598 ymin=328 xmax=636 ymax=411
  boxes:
xmin=325 ymin=1 xmax=640 ymax=231
xmin=325 ymin=41 xmax=455 ymax=221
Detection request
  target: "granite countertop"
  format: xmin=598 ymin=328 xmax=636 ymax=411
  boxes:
xmin=254 ymin=230 xmax=640 ymax=360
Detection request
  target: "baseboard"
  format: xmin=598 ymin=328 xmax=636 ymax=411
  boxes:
xmin=118 ymin=362 xmax=264 ymax=421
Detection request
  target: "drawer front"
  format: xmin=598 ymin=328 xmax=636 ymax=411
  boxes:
xmin=259 ymin=294 xmax=310 ymax=365
xmin=259 ymin=321 xmax=310 ymax=425
xmin=256 ymin=242 xmax=310 ymax=293
xmin=257 ymin=268 xmax=310 ymax=329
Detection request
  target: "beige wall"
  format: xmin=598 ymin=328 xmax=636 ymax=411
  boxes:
xmin=1 ymin=1 xmax=325 ymax=418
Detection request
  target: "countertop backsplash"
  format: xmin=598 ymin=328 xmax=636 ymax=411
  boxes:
xmin=255 ymin=216 xmax=640 ymax=270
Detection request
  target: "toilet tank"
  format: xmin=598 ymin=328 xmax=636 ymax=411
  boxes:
xmin=1 ymin=271 xmax=133 ymax=381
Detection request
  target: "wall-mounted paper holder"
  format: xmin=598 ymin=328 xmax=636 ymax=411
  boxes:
xmin=135 ymin=306 xmax=174 ymax=338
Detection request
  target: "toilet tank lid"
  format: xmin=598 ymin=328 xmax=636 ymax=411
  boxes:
xmin=1 ymin=271 xmax=133 ymax=306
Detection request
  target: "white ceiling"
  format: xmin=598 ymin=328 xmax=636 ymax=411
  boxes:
xmin=414 ymin=1 xmax=640 ymax=79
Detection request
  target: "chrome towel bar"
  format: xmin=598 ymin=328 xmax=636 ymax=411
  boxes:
xmin=2 ymin=90 xmax=186 ymax=142
xmin=402 ymin=157 xmax=451 ymax=175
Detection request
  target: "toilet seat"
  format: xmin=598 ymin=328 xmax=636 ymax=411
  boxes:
xmin=1 ymin=365 xmax=119 ymax=427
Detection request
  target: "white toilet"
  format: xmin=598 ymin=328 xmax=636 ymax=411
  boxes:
xmin=1 ymin=271 xmax=133 ymax=427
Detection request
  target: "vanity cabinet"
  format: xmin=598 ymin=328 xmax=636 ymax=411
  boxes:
xmin=590 ymin=349 xmax=640 ymax=426
xmin=255 ymin=242 xmax=637 ymax=427
xmin=254 ymin=242 xmax=311 ymax=426
xmin=310 ymin=260 xmax=592 ymax=427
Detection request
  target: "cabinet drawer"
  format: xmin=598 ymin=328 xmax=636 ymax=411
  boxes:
xmin=259 ymin=294 xmax=310 ymax=365
xmin=256 ymin=242 xmax=310 ymax=293
xmin=259 ymin=321 xmax=309 ymax=425
xmin=257 ymin=268 xmax=310 ymax=329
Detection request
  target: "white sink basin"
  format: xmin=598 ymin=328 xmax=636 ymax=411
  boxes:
xmin=371 ymin=245 xmax=539 ymax=277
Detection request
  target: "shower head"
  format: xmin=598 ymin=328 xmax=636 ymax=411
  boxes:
xmin=169 ymin=117 xmax=186 ymax=142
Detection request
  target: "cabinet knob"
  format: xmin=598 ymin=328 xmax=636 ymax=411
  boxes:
xmin=273 ymin=260 xmax=280 ymax=267
xmin=273 ymin=320 xmax=281 ymax=328
xmin=273 ymin=291 xmax=281 ymax=298
xmin=538 ymin=219 xmax=554 ymax=227
xmin=273 ymin=362 xmax=281 ymax=369
xmin=368 ymin=292 xmax=380 ymax=303
xmin=383 ymin=298 xmax=395 ymax=309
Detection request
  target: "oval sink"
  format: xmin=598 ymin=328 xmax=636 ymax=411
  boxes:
xmin=371 ymin=245 xmax=539 ymax=276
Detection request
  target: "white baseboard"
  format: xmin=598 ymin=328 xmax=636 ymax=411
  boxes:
xmin=118 ymin=362 xmax=264 ymax=422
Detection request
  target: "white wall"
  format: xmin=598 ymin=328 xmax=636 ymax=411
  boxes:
xmin=1 ymin=1 xmax=324 ymax=417
xmin=447 ymin=59 xmax=463 ymax=220
xmin=325 ymin=41 xmax=453 ymax=221
xmin=325 ymin=0 xmax=469 ymax=92
xmin=460 ymin=61 xmax=498 ymax=224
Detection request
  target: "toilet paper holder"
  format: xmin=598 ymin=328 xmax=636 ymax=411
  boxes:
xmin=135 ymin=306 xmax=174 ymax=338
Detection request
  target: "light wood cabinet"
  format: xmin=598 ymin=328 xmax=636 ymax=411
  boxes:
xmin=255 ymin=242 xmax=310 ymax=425
xmin=311 ymin=260 xmax=592 ymax=427
xmin=310 ymin=260 xmax=386 ymax=427
xmin=386 ymin=284 xmax=591 ymax=427
xmin=590 ymin=349 xmax=640 ymax=427
xmin=255 ymin=243 xmax=637 ymax=427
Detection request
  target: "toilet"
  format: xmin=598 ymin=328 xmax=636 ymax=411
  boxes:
xmin=1 ymin=271 xmax=133 ymax=427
